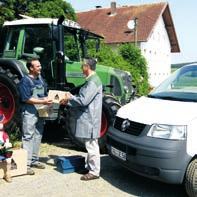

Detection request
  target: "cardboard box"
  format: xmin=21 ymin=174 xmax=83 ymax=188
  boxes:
xmin=35 ymin=90 xmax=68 ymax=119
xmin=0 ymin=149 xmax=27 ymax=178
xmin=37 ymin=89 xmax=69 ymax=119
xmin=48 ymin=90 xmax=66 ymax=103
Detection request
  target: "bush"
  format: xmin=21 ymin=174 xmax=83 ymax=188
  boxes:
xmin=89 ymin=42 xmax=150 ymax=96
xmin=119 ymin=44 xmax=149 ymax=95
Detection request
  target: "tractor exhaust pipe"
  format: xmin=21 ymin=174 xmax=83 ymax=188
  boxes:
xmin=56 ymin=15 xmax=66 ymax=90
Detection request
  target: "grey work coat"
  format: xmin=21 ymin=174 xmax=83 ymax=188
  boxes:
xmin=68 ymin=73 xmax=102 ymax=139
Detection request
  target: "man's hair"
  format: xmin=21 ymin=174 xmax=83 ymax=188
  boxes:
xmin=84 ymin=57 xmax=97 ymax=71
xmin=26 ymin=57 xmax=39 ymax=70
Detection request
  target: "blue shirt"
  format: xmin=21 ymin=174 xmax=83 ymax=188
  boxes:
xmin=18 ymin=75 xmax=47 ymax=102
xmin=18 ymin=75 xmax=47 ymax=114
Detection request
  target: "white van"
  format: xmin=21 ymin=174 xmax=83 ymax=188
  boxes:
xmin=107 ymin=64 xmax=197 ymax=197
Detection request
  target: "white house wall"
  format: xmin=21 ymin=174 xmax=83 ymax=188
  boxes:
xmin=141 ymin=16 xmax=171 ymax=87
xmin=108 ymin=16 xmax=171 ymax=88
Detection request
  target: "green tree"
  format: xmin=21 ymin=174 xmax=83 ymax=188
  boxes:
xmin=0 ymin=1 xmax=15 ymax=25
xmin=0 ymin=0 xmax=76 ymax=26
xmin=28 ymin=0 xmax=75 ymax=20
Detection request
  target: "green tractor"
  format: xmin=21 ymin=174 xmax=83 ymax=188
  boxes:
xmin=0 ymin=16 xmax=134 ymax=149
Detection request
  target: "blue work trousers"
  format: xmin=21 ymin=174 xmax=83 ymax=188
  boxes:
xmin=22 ymin=110 xmax=44 ymax=166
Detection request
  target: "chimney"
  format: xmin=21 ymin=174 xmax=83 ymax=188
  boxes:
xmin=110 ymin=1 xmax=117 ymax=16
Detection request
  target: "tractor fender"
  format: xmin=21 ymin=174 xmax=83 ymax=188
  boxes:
xmin=0 ymin=59 xmax=27 ymax=79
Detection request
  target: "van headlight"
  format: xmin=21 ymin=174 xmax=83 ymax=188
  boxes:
xmin=147 ymin=124 xmax=187 ymax=140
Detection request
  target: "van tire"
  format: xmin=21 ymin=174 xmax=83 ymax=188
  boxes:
xmin=185 ymin=158 xmax=197 ymax=197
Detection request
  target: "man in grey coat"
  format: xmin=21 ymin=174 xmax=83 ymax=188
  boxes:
xmin=63 ymin=57 xmax=102 ymax=181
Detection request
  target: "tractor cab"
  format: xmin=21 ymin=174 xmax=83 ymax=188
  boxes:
xmin=1 ymin=18 xmax=101 ymax=90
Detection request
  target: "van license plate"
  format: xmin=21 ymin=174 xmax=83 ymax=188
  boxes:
xmin=111 ymin=146 xmax=126 ymax=161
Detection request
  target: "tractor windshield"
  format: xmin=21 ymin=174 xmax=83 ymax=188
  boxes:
xmin=64 ymin=27 xmax=81 ymax=61
xmin=22 ymin=25 xmax=54 ymax=81
xmin=63 ymin=27 xmax=101 ymax=61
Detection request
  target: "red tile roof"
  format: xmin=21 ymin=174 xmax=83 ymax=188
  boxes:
xmin=77 ymin=2 xmax=180 ymax=52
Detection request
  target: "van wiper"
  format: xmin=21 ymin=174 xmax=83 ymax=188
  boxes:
xmin=148 ymin=95 xmax=179 ymax=100
xmin=148 ymin=95 xmax=197 ymax=102
xmin=148 ymin=95 xmax=160 ymax=99
xmin=161 ymin=96 xmax=197 ymax=102
xmin=157 ymin=96 xmax=183 ymax=101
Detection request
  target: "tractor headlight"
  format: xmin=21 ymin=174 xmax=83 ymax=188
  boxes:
xmin=124 ymin=85 xmax=129 ymax=93
xmin=147 ymin=124 xmax=187 ymax=140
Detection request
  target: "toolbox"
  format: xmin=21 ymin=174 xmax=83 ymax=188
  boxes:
xmin=55 ymin=155 xmax=85 ymax=174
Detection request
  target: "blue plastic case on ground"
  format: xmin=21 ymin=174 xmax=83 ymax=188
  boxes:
xmin=56 ymin=155 xmax=85 ymax=174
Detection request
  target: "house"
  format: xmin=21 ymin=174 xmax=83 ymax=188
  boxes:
xmin=77 ymin=1 xmax=180 ymax=87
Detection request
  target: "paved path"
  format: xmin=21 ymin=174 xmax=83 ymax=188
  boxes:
xmin=0 ymin=139 xmax=187 ymax=197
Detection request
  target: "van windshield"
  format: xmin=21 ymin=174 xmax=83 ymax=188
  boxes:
xmin=148 ymin=64 xmax=197 ymax=102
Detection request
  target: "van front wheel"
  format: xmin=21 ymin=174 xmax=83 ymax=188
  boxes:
xmin=185 ymin=158 xmax=197 ymax=197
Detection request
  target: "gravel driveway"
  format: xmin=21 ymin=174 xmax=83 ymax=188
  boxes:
xmin=0 ymin=137 xmax=187 ymax=197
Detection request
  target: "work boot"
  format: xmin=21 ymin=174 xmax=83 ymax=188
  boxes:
xmin=27 ymin=167 xmax=35 ymax=175
xmin=31 ymin=162 xmax=45 ymax=169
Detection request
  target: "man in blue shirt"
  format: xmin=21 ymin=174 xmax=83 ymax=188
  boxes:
xmin=18 ymin=57 xmax=52 ymax=175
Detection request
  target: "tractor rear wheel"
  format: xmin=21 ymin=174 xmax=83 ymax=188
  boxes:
xmin=0 ymin=66 xmax=21 ymax=134
xmin=66 ymin=95 xmax=121 ymax=151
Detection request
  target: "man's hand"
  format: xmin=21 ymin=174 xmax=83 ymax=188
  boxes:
xmin=26 ymin=97 xmax=53 ymax=105
xmin=65 ymin=92 xmax=73 ymax=100
xmin=42 ymin=97 xmax=53 ymax=105
xmin=60 ymin=92 xmax=73 ymax=105
xmin=60 ymin=99 xmax=68 ymax=105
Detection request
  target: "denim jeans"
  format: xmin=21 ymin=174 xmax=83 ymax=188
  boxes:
xmin=22 ymin=110 xmax=44 ymax=166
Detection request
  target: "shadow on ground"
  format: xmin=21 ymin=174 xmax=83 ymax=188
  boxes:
xmin=42 ymin=120 xmax=67 ymax=143
xmin=100 ymin=155 xmax=187 ymax=197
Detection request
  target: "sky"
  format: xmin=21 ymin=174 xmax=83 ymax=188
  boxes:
xmin=66 ymin=0 xmax=197 ymax=64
